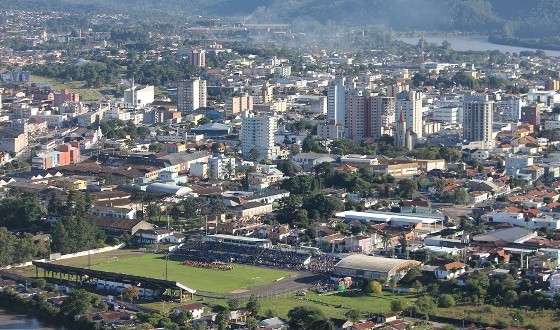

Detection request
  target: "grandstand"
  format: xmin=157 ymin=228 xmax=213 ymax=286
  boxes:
xmin=203 ymin=234 xmax=272 ymax=248
xmin=32 ymin=261 xmax=195 ymax=300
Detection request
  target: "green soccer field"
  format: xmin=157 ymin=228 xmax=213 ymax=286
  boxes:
xmin=54 ymin=251 xmax=293 ymax=293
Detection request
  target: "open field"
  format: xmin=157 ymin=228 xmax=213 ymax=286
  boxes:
xmin=432 ymin=304 xmax=559 ymax=329
xmin=31 ymin=75 xmax=111 ymax=102
xmin=49 ymin=250 xmax=294 ymax=293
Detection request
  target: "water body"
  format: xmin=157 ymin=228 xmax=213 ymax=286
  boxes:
xmin=0 ymin=309 xmax=65 ymax=330
xmin=399 ymin=35 xmax=560 ymax=57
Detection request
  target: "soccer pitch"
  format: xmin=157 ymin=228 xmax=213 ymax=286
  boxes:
xmin=54 ymin=250 xmax=293 ymax=293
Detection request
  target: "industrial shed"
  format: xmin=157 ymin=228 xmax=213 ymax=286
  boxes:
xmin=145 ymin=183 xmax=194 ymax=196
xmin=333 ymin=255 xmax=421 ymax=281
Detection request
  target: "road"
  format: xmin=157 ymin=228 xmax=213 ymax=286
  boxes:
xmin=196 ymin=270 xmax=327 ymax=299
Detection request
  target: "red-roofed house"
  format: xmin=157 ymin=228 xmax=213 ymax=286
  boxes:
xmin=435 ymin=261 xmax=467 ymax=279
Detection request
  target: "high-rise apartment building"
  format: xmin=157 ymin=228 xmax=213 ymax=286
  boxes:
xmin=240 ymin=113 xmax=278 ymax=161
xmin=370 ymin=94 xmax=396 ymax=139
xmin=463 ymin=94 xmax=494 ymax=143
xmin=394 ymin=111 xmax=412 ymax=150
xmin=345 ymin=89 xmax=369 ymax=142
xmin=177 ymin=78 xmax=207 ymax=114
xmin=190 ymin=49 xmax=206 ymax=67
xmin=396 ymin=91 xmax=423 ymax=138
xmin=345 ymin=90 xmax=396 ymax=142
xmin=327 ymin=77 xmax=346 ymax=125
xmin=226 ymin=95 xmax=253 ymax=116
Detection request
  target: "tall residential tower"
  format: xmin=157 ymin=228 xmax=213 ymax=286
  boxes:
xmin=177 ymin=78 xmax=207 ymax=114
xmin=463 ymin=93 xmax=494 ymax=143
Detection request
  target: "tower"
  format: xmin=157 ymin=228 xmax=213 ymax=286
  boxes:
xmin=419 ymin=32 xmax=426 ymax=74
xmin=240 ymin=113 xmax=277 ymax=161
xmin=394 ymin=111 xmax=412 ymax=150
xmin=327 ymin=76 xmax=346 ymax=126
xmin=463 ymin=93 xmax=494 ymax=143
xmin=177 ymin=78 xmax=207 ymax=114
xmin=396 ymin=91 xmax=423 ymax=138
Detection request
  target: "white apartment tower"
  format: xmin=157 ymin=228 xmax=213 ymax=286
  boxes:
xmin=208 ymin=155 xmax=236 ymax=180
xmin=394 ymin=111 xmax=413 ymax=150
xmin=463 ymin=93 xmax=494 ymax=143
xmin=327 ymin=77 xmax=346 ymax=125
xmin=177 ymin=78 xmax=207 ymax=114
xmin=241 ymin=113 xmax=278 ymax=161
xmin=370 ymin=94 xmax=396 ymax=139
xmin=396 ymin=91 xmax=423 ymax=138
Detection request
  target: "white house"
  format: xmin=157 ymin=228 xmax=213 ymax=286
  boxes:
xmin=435 ymin=261 xmax=467 ymax=280
xmin=171 ymin=302 xmax=205 ymax=319
xmin=490 ymin=211 xmax=560 ymax=230
xmin=134 ymin=229 xmax=176 ymax=244
xmin=90 ymin=206 xmax=136 ymax=219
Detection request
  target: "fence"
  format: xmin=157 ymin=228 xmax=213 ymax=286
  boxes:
xmin=0 ymin=243 xmax=126 ymax=270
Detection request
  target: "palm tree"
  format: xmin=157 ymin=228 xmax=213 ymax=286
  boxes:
xmin=381 ymin=231 xmax=391 ymax=254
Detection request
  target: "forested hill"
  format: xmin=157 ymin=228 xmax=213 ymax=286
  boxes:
xmin=6 ymin=0 xmax=560 ymax=39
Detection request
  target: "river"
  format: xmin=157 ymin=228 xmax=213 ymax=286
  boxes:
xmin=0 ymin=309 xmax=65 ymax=330
xmin=399 ymin=35 xmax=560 ymax=57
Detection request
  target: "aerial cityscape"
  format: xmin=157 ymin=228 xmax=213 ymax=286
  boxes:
xmin=2 ymin=1 xmax=560 ymax=329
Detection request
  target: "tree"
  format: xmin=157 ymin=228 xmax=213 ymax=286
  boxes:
xmin=51 ymin=216 xmax=106 ymax=254
xmin=35 ymin=278 xmax=46 ymax=290
xmin=503 ymin=290 xmax=518 ymax=306
xmin=227 ymin=298 xmax=241 ymax=310
xmin=264 ymin=309 xmax=278 ymax=318
xmin=364 ymin=280 xmax=382 ymax=295
xmin=400 ymin=266 xmax=421 ymax=285
xmin=122 ymin=286 xmax=139 ymax=302
xmin=0 ymin=227 xmax=16 ymax=267
xmin=288 ymin=306 xmax=329 ymax=330
xmin=345 ymin=309 xmax=361 ymax=322
xmin=148 ymin=142 xmax=166 ymax=153
xmin=0 ymin=192 xmax=46 ymax=229
xmin=246 ymin=295 xmax=261 ymax=316
xmin=302 ymin=194 xmax=344 ymax=219
xmin=170 ymin=310 xmax=192 ymax=326
xmin=248 ymin=148 xmax=261 ymax=162
xmin=246 ymin=316 xmax=259 ymax=330
xmin=146 ymin=203 xmax=159 ymax=222
xmin=61 ymin=289 xmax=98 ymax=318
xmin=415 ymin=296 xmax=436 ymax=314
xmin=381 ymin=232 xmax=391 ymax=253
xmin=13 ymin=233 xmax=38 ymax=264
xmin=411 ymin=280 xmax=424 ymax=293
xmin=437 ymin=294 xmax=456 ymax=308
xmin=215 ymin=307 xmax=230 ymax=330
xmin=310 ymin=319 xmax=334 ymax=330
xmin=426 ymin=283 xmax=440 ymax=295
xmin=398 ymin=179 xmax=418 ymax=199
xmin=390 ymin=299 xmax=407 ymax=312
xmin=399 ymin=233 xmax=408 ymax=254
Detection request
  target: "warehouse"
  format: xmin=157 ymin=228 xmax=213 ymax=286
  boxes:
xmin=333 ymin=255 xmax=421 ymax=281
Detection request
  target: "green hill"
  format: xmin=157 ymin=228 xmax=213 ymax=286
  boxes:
xmin=6 ymin=0 xmax=560 ymax=39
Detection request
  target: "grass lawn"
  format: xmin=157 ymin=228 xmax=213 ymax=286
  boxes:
xmin=51 ymin=250 xmax=294 ymax=293
xmin=31 ymin=75 xmax=112 ymax=102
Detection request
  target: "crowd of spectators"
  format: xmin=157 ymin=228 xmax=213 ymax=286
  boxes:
xmin=178 ymin=241 xmax=329 ymax=271
xmin=307 ymin=254 xmax=339 ymax=272
xmin=180 ymin=260 xmax=234 ymax=271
